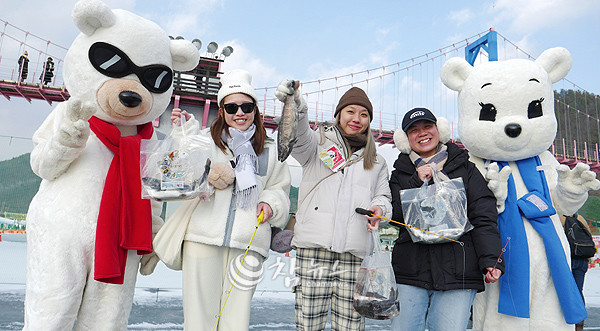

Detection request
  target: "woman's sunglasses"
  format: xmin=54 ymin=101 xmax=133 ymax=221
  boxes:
xmin=223 ymin=102 xmax=256 ymax=114
xmin=88 ymin=42 xmax=174 ymax=94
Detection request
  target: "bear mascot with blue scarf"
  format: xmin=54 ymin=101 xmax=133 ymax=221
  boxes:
xmin=23 ymin=0 xmax=199 ymax=329
xmin=441 ymin=47 xmax=600 ymax=330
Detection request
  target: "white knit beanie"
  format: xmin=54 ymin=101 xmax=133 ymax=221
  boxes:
xmin=217 ymin=69 xmax=259 ymax=106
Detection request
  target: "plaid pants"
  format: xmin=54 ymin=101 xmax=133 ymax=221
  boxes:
xmin=294 ymin=247 xmax=365 ymax=331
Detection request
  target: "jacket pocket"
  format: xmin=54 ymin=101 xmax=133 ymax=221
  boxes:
xmin=452 ymin=240 xmax=481 ymax=280
xmin=392 ymin=241 xmax=419 ymax=277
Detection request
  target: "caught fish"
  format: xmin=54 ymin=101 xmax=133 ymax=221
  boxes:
xmin=277 ymin=80 xmax=300 ymax=162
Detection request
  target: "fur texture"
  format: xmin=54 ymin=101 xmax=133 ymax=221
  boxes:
xmin=208 ymin=161 xmax=236 ymax=190
xmin=23 ymin=1 xmax=199 ymax=329
xmin=440 ymin=47 xmax=599 ymax=330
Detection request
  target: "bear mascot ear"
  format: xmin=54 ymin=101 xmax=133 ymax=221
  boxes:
xmin=440 ymin=57 xmax=473 ymax=92
xmin=72 ymin=0 xmax=116 ymax=36
xmin=393 ymin=117 xmax=451 ymax=154
xmin=535 ymin=47 xmax=572 ymax=83
xmin=170 ymin=39 xmax=201 ymax=72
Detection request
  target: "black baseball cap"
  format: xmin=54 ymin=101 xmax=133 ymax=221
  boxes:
xmin=402 ymin=107 xmax=437 ymax=132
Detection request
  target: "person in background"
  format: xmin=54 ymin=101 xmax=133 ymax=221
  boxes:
xmin=162 ymin=69 xmax=291 ymax=330
xmin=389 ymin=107 xmax=504 ymax=331
xmin=561 ymin=213 xmax=596 ymax=331
xmin=17 ymin=50 xmax=29 ymax=81
xmin=40 ymin=57 xmax=55 ymax=85
xmin=275 ymin=82 xmax=392 ymax=330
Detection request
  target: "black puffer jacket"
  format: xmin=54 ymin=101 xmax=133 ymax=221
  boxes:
xmin=389 ymin=143 xmax=503 ymax=292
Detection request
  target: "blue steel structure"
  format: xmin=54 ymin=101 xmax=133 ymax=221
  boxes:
xmin=465 ymin=30 xmax=498 ymax=65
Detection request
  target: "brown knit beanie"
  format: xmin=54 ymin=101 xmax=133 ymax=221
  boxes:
xmin=334 ymin=87 xmax=373 ymax=121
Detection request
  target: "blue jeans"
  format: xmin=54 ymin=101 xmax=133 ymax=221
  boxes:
xmin=572 ymin=257 xmax=589 ymax=303
xmin=391 ymin=284 xmax=477 ymax=331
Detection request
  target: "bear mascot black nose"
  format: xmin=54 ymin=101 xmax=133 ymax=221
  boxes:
xmin=119 ymin=91 xmax=142 ymax=107
xmin=504 ymin=123 xmax=522 ymax=138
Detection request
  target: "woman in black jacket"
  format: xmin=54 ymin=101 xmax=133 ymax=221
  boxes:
xmin=389 ymin=108 xmax=504 ymax=331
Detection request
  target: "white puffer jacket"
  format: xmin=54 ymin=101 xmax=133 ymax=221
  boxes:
xmin=173 ymin=116 xmax=291 ymax=258
xmin=290 ymin=112 xmax=392 ymax=259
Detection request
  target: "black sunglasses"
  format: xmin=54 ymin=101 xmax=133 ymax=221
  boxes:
xmin=88 ymin=42 xmax=174 ymax=94
xmin=223 ymin=102 xmax=256 ymax=114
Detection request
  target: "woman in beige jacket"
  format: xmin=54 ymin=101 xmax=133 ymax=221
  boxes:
xmin=275 ymin=82 xmax=392 ymax=330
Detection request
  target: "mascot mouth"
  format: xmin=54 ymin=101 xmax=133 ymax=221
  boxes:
xmin=495 ymin=131 xmax=531 ymax=151
xmin=97 ymin=79 xmax=153 ymax=120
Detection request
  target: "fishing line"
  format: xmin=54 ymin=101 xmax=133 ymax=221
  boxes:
xmin=211 ymin=211 xmax=263 ymax=331
xmin=485 ymin=237 xmax=510 ymax=283
xmin=503 ymin=236 xmax=518 ymax=315
xmin=355 ymin=207 xmax=469 ymax=289
xmin=355 ymin=208 xmax=464 ymax=245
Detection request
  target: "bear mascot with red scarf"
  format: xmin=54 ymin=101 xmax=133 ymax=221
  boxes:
xmin=23 ymin=0 xmax=199 ymax=329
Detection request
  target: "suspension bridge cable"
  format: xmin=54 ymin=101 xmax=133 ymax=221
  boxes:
xmin=257 ymin=29 xmax=494 ymax=91
xmin=0 ymin=31 xmax=64 ymax=63
xmin=0 ymin=18 xmax=68 ymax=51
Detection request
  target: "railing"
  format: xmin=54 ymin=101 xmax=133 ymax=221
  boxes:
xmin=552 ymin=138 xmax=600 ymax=165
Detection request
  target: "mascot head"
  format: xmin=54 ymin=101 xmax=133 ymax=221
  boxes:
xmin=64 ymin=0 xmax=200 ymax=126
xmin=439 ymin=47 xmax=572 ymax=161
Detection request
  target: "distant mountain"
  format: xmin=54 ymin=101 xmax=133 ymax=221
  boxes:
xmin=0 ymin=153 xmax=300 ymax=217
xmin=0 ymin=153 xmax=41 ymax=215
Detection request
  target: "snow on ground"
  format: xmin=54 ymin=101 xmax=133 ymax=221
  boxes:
xmin=3 ymin=239 xmax=600 ymax=330
xmin=3 ymin=240 xmax=600 ymax=304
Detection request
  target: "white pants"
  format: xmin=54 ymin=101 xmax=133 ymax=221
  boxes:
xmin=182 ymin=241 xmax=263 ymax=331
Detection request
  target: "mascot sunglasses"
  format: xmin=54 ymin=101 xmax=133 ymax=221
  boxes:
xmin=88 ymin=42 xmax=173 ymax=94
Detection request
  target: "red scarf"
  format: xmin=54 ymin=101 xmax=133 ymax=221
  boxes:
xmin=89 ymin=116 xmax=154 ymax=284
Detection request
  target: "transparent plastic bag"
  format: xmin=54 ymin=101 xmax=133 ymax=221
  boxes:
xmin=353 ymin=230 xmax=400 ymax=320
xmin=400 ymin=168 xmax=471 ymax=243
xmin=141 ymin=116 xmax=213 ymax=201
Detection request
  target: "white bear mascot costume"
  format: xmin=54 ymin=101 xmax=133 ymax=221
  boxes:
xmin=24 ymin=0 xmax=199 ymax=329
xmin=441 ymin=48 xmax=600 ymax=330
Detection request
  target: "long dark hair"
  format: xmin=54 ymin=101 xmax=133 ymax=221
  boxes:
xmin=210 ymin=95 xmax=267 ymax=155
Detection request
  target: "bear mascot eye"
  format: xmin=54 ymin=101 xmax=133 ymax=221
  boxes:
xmin=478 ymin=102 xmax=497 ymax=121
xmin=527 ymin=97 xmax=544 ymax=119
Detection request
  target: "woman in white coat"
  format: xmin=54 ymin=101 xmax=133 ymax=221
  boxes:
xmin=164 ymin=69 xmax=291 ymax=330
xmin=275 ymin=83 xmax=392 ymax=330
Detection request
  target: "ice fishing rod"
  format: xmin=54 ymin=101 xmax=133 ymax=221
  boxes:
xmin=485 ymin=237 xmax=510 ymax=283
xmin=212 ymin=211 xmax=263 ymax=331
xmin=355 ymin=207 xmax=463 ymax=245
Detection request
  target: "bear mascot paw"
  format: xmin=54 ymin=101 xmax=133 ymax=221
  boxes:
xmin=441 ymin=47 xmax=599 ymax=331
xmin=23 ymin=0 xmax=199 ymax=329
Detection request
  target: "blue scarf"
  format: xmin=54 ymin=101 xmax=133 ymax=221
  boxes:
xmin=496 ymin=156 xmax=586 ymax=324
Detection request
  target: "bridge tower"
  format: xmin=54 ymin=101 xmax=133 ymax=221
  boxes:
xmin=464 ymin=29 xmax=498 ymax=65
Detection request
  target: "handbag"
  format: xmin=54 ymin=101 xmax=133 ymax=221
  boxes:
xmin=153 ymin=198 xmax=200 ymax=270
xmin=564 ymin=214 xmax=596 ymax=258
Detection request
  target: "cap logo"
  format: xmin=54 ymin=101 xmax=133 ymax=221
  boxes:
xmin=410 ymin=110 xmax=425 ymax=119
xmin=228 ymin=84 xmax=241 ymax=88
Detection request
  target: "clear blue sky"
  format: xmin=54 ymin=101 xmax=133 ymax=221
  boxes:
xmin=0 ymin=0 xmax=598 ymax=140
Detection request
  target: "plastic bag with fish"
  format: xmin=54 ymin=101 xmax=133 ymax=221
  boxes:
xmin=399 ymin=168 xmax=472 ymax=243
xmin=353 ymin=229 xmax=400 ymax=320
xmin=140 ymin=116 xmax=213 ymax=201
